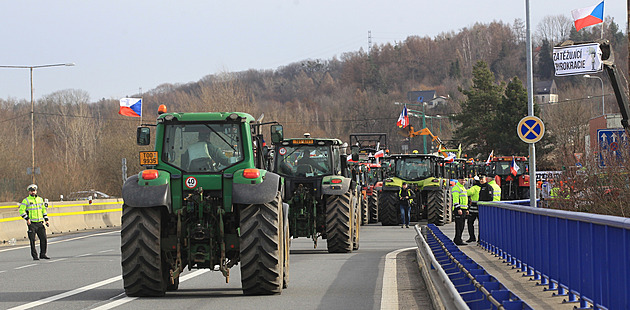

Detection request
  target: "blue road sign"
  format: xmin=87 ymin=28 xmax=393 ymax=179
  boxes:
xmin=597 ymin=128 xmax=627 ymax=168
xmin=517 ymin=116 xmax=545 ymax=143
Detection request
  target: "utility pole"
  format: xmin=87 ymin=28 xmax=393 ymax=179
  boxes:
xmin=368 ymin=31 xmax=372 ymax=55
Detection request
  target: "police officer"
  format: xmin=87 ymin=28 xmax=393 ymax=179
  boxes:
xmin=466 ymin=174 xmax=493 ymax=243
xmin=452 ymin=176 xmax=468 ymax=245
xmin=19 ymin=184 xmax=50 ymax=260
xmin=487 ymin=173 xmax=502 ymax=201
xmin=398 ymin=182 xmax=415 ymax=228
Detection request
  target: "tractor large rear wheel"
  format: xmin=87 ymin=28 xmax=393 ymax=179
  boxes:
xmin=360 ymin=194 xmax=369 ymax=226
xmin=325 ymin=191 xmax=353 ymax=253
xmin=121 ymin=206 xmax=167 ymax=297
xmin=427 ymin=190 xmax=446 ymax=225
xmin=378 ymin=191 xmax=399 ymax=226
xmin=240 ymin=194 xmax=284 ymax=295
xmin=352 ymin=192 xmax=360 ymax=251
xmin=368 ymin=192 xmax=378 ymax=223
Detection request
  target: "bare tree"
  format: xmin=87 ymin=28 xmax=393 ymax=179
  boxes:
xmin=536 ymin=15 xmax=573 ymax=45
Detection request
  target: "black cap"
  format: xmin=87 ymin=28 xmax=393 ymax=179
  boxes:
xmin=402 ymin=182 xmax=407 ymax=185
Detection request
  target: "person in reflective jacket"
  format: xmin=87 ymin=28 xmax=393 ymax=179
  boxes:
xmin=451 ymin=176 xmax=468 ymax=245
xmin=398 ymin=182 xmax=415 ymax=228
xmin=18 ymin=184 xmax=50 ymax=260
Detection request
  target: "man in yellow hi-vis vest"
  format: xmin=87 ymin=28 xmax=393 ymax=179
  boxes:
xmin=18 ymin=184 xmax=50 ymax=260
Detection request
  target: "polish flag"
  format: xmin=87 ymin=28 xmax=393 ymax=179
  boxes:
xmin=572 ymin=1 xmax=604 ymax=32
xmin=374 ymin=150 xmax=385 ymax=158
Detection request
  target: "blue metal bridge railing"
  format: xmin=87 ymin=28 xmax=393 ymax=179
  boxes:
xmin=478 ymin=201 xmax=630 ymax=310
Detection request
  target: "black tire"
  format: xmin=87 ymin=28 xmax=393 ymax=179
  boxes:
xmin=282 ymin=203 xmax=290 ymax=289
xmin=240 ymin=194 xmax=283 ymax=295
xmin=368 ymin=192 xmax=378 ymax=223
xmin=325 ymin=191 xmax=353 ymax=253
xmin=378 ymin=191 xmax=399 ymax=226
xmin=352 ymin=192 xmax=360 ymax=251
xmin=427 ymin=189 xmax=446 ymax=225
xmin=121 ymin=206 xmax=167 ymax=297
xmin=361 ymin=194 xmax=369 ymax=226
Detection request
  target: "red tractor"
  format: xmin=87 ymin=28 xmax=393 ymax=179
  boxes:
xmin=487 ymin=156 xmax=530 ymax=200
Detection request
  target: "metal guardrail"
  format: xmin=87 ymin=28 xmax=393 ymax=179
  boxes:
xmin=478 ymin=201 xmax=630 ymax=310
xmin=416 ymin=224 xmax=533 ymax=310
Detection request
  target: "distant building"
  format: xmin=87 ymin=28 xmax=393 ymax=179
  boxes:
xmin=407 ymin=90 xmax=448 ymax=108
xmin=407 ymin=90 xmax=436 ymax=104
xmin=534 ymin=80 xmax=558 ymax=105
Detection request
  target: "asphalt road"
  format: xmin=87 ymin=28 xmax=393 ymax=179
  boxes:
xmin=0 ymin=223 xmax=433 ymax=310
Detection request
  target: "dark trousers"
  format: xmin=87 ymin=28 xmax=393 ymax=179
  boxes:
xmin=467 ymin=212 xmax=478 ymax=241
xmin=399 ymin=204 xmax=411 ymax=225
xmin=453 ymin=208 xmax=466 ymax=243
xmin=27 ymin=222 xmax=47 ymax=258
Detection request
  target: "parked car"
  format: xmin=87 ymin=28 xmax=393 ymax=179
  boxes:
xmin=67 ymin=190 xmax=111 ymax=201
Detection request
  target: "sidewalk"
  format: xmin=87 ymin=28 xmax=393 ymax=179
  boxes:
xmin=436 ymin=221 xmax=575 ymax=310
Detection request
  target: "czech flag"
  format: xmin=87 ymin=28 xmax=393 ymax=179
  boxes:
xmin=571 ymin=1 xmax=604 ymax=32
xmin=510 ymin=157 xmax=520 ymax=176
xmin=445 ymin=152 xmax=456 ymax=163
xmin=119 ymin=98 xmax=142 ymax=117
xmin=396 ymin=105 xmax=409 ymax=128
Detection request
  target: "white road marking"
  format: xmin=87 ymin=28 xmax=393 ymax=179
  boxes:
xmin=49 ymin=258 xmax=67 ymax=263
xmin=77 ymin=253 xmax=92 ymax=257
xmin=0 ymin=230 xmax=120 ymax=253
xmin=0 ymin=270 xmax=6 ymax=274
xmin=92 ymin=269 xmax=212 ymax=310
xmin=380 ymin=247 xmax=416 ymax=310
xmin=14 ymin=264 xmax=36 ymax=270
xmin=98 ymin=249 xmax=114 ymax=253
xmin=7 ymin=275 xmax=121 ymax=310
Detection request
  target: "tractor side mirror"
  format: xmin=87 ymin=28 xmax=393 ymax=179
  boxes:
xmin=351 ymin=145 xmax=359 ymax=161
xmin=270 ymin=125 xmax=283 ymax=144
xmin=137 ymin=126 xmax=151 ymax=146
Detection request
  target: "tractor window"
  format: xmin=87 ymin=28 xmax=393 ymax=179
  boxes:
xmin=395 ymin=158 xmax=433 ymax=180
xmin=275 ymin=145 xmax=331 ymax=177
xmin=162 ymin=123 xmax=243 ymax=172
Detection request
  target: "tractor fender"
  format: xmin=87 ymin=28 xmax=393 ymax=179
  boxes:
xmin=381 ymin=185 xmax=401 ymax=192
xmin=322 ymin=177 xmax=351 ymax=196
xmin=233 ymin=171 xmax=281 ymax=205
xmin=122 ymin=174 xmax=172 ymax=212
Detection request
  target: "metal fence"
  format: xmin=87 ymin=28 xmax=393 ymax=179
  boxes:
xmin=478 ymin=201 xmax=630 ymax=310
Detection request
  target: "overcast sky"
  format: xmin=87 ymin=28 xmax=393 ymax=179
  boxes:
xmin=0 ymin=0 xmax=626 ymax=102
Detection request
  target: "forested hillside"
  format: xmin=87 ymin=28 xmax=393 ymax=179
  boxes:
xmin=0 ymin=17 xmax=626 ymax=201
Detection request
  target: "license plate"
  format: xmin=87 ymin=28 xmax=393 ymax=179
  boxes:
xmin=139 ymin=151 xmax=159 ymax=166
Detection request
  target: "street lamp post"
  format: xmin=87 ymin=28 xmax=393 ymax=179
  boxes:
xmin=0 ymin=63 xmax=75 ymax=183
xmin=584 ymin=74 xmax=605 ymax=115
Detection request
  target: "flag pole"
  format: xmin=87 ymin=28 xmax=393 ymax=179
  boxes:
xmin=140 ymin=96 xmax=143 ymax=125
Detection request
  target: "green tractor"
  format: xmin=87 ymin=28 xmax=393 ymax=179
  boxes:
xmin=378 ymin=154 xmax=452 ymax=226
xmin=121 ymin=109 xmax=289 ymax=297
xmin=272 ymin=135 xmax=360 ymax=253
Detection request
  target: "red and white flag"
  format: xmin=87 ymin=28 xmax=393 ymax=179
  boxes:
xmin=485 ymin=150 xmax=494 ymax=165
xmin=374 ymin=150 xmax=385 ymax=158
xmin=510 ymin=157 xmax=520 ymax=176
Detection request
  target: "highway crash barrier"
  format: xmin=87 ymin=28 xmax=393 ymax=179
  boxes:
xmin=478 ymin=201 xmax=630 ymax=310
xmin=0 ymin=199 xmax=122 ymax=244
xmin=415 ymin=224 xmax=533 ymax=310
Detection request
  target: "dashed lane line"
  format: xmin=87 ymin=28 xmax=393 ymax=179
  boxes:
xmin=0 ymin=230 xmax=120 ymax=253
xmin=91 ymin=269 xmax=212 ymax=310
xmin=7 ymin=275 xmax=122 ymax=310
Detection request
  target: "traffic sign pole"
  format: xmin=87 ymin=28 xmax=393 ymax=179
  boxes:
xmin=525 ymin=0 xmax=537 ymax=208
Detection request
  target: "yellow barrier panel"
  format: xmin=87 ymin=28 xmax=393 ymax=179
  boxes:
xmin=0 ymin=199 xmax=122 ymax=243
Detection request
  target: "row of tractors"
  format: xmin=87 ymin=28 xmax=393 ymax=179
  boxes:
xmin=119 ymin=106 xmax=531 ymax=297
